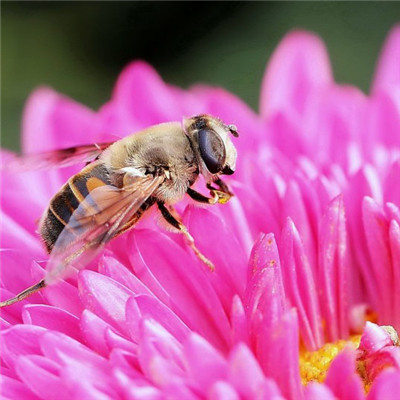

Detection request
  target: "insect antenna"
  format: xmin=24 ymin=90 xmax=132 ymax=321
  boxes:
xmin=0 ymin=279 xmax=46 ymax=308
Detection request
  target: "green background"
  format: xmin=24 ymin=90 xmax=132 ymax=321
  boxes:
xmin=2 ymin=1 xmax=400 ymax=151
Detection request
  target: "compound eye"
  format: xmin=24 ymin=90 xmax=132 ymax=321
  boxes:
xmin=198 ymin=129 xmax=226 ymax=174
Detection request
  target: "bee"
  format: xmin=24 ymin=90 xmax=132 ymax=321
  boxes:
xmin=0 ymin=114 xmax=239 ymax=307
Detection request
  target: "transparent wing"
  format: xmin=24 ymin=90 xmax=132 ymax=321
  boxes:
xmin=5 ymin=142 xmax=113 ymax=171
xmin=45 ymin=174 xmax=164 ymax=284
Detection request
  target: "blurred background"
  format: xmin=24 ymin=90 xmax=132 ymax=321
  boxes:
xmin=2 ymin=1 xmax=400 ymax=151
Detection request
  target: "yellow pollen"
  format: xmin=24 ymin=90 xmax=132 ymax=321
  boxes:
xmin=299 ymin=335 xmax=361 ymax=386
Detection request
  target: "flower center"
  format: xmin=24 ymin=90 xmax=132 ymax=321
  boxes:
xmin=299 ymin=335 xmax=361 ymax=386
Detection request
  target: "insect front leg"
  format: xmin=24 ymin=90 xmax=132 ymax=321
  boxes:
xmin=157 ymin=202 xmax=215 ymax=271
xmin=187 ymin=178 xmax=233 ymax=205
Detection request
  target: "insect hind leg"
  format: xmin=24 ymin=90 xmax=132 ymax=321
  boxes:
xmin=0 ymin=279 xmax=46 ymax=308
xmin=157 ymin=202 xmax=215 ymax=271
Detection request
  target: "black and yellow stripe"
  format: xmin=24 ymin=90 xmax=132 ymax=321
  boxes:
xmin=40 ymin=162 xmax=111 ymax=252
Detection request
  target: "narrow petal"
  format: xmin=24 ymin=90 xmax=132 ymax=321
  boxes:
xmin=368 ymin=369 xmax=400 ymax=400
xmin=131 ymin=229 xmax=231 ymax=351
xmin=260 ymin=30 xmax=332 ymax=118
xmin=362 ymin=197 xmax=393 ymax=324
xmin=109 ymin=61 xmax=183 ymax=128
xmin=228 ymin=344 xmax=265 ymax=399
xmin=318 ymin=195 xmax=349 ymax=341
xmin=281 ymin=218 xmax=323 ymax=350
xmin=78 ymin=270 xmax=134 ymax=334
xmin=1 ymin=325 xmax=46 ymax=370
xmin=99 ymin=254 xmax=153 ymax=296
xmin=80 ymin=310 xmax=115 ymax=356
xmin=389 ymin=220 xmax=400 ymax=329
xmin=208 ymin=381 xmax=240 ymax=400
xmin=259 ymin=309 xmax=302 ymax=400
xmin=372 ymin=24 xmax=400 ymax=94
xmin=0 ymin=374 xmax=40 ymax=400
xmin=15 ymin=355 xmax=68 ymax=400
xmin=138 ymin=319 xmax=185 ymax=383
xmin=183 ymin=206 xmax=248 ymax=301
xmin=22 ymin=304 xmax=81 ymax=341
xmin=304 ymin=382 xmax=336 ymax=400
xmin=245 ymin=233 xmax=284 ymax=320
xmin=183 ymin=333 xmax=228 ymax=393
xmin=133 ymin=294 xmax=191 ymax=342
xmin=230 ymin=295 xmax=249 ymax=345
xmin=283 ymin=181 xmax=317 ymax=272
xmin=325 ymin=347 xmax=364 ymax=400
xmin=22 ymin=88 xmax=101 ymax=153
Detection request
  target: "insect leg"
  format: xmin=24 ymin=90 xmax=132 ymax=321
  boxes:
xmin=0 ymin=279 xmax=46 ymax=308
xmin=208 ymin=177 xmax=233 ymax=196
xmin=187 ymin=185 xmax=232 ymax=205
xmin=157 ymin=202 xmax=215 ymax=271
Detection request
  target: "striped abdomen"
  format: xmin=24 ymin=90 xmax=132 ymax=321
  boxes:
xmin=40 ymin=161 xmax=112 ymax=252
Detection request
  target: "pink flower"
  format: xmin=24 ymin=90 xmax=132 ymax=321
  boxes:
xmin=1 ymin=25 xmax=400 ymax=399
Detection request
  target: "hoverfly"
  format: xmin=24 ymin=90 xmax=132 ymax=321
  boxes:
xmin=0 ymin=114 xmax=239 ymax=307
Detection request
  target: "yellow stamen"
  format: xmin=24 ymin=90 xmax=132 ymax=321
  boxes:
xmin=299 ymin=335 xmax=361 ymax=385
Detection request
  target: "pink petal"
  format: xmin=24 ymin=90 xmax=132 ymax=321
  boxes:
xmin=131 ymin=229 xmax=231 ymax=351
xmin=372 ymin=24 xmax=400 ymax=94
xmin=27 ymin=260 xmax=83 ymax=317
xmin=280 ymin=218 xmax=323 ymax=350
xmin=99 ymin=254 xmax=153 ymax=296
xmin=117 ymin=382 xmax=162 ymax=400
xmin=107 ymin=61 xmax=183 ymax=130
xmin=283 ymin=180 xmax=317 ymax=272
xmin=78 ymin=270 xmax=134 ymax=334
xmin=138 ymin=319 xmax=185 ymax=383
xmin=260 ymin=30 xmax=332 ymax=118
xmin=325 ymin=347 xmax=364 ymax=400
xmin=105 ymin=328 xmax=137 ymax=354
xmin=109 ymin=348 xmax=140 ymax=375
xmin=0 ymin=374 xmax=40 ymax=400
xmin=258 ymin=309 xmax=302 ymax=400
xmin=385 ymin=162 xmax=400 ymax=206
xmin=359 ymin=322 xmax=393 ymax=354
xmin=362 ymin=197 xmax=393 ymax=324
xmin=39 ymin=331 xmax=106 ymax=369
xmin=80 ymin=310 xmax=114 ymax=357
xmin=368 ymin=369 xmax=400 ymax=400
xmin=318 ymin=195 xmax=349 ymax=341
xmin=1 ymin=325 xmax=46 ymax=370
xmin=132 ymin=294 xmax=191 ymax=342
xmin=183 ymin=206 xmax=248 ymax=302
xmin=304 ymin=382 xmax=336 ymax=400
xmin=22 ymin=88 xmax=102 ymax=154
xmin=21 ymin=304 xmax=81 ymax=341
xmin=0 ymin=213 xmax=44 ymax=257
xmin=162 ymin=383 xmax=198 ymax=400
xmin=367 ymin=91 xmax=400 ymax=148
xmin=256 ymin=379 xmax=285 ymax=400
xmin=0 ymin=252 xmax=45 ymax=303
xmin=366 ymin=347 xmax=400 ymax=381
xmin=230 ymin=295 xmax=249 ymax=345
xmin=389 ymin=219 xmax=400 ymax=329
xmin=228 ymin=344 xmax=265 ymax=398
xmin=183 ymin=333 xmax=228 ymax=393
xmin=15 ymin=355 xmax=68 ymax=400
xmin=208 ymin=381 xmax=240 ymax=400
xmin=245 ymin=233 xmax=285 ymax=320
